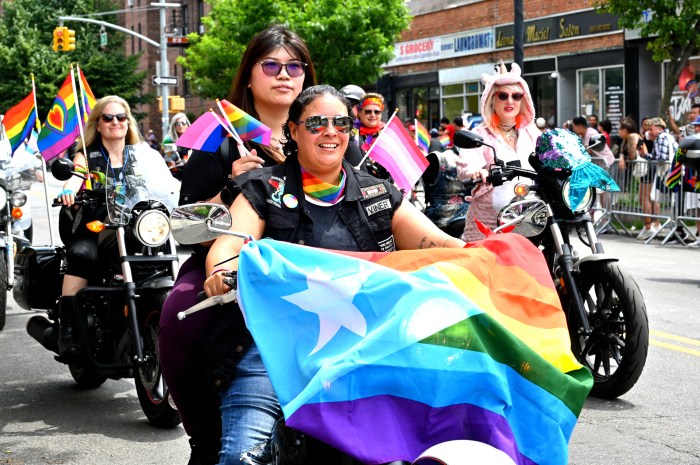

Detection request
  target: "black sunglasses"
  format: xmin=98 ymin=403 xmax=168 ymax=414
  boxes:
xmin=259 ymin=61 xmax=307 ymax=78
xmin=363 ymin=109 xmax=382 ymax=115
xmin=101 ymin=113 xmax=128 ymax=123
xmin=495 ymin=91 xmax=524 ymax=102
xmin=297 ymin=115 xmax=354 ymax=134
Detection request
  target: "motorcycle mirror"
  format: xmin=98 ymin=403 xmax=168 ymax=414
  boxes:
xmin=170 ymin=203 xmax=233 ymax=245
xmin=453 ymin=129 xmax=503 ymax=167
xmin=587 ymin=134 xmax=607 ymax=152
xmin=51 ymin=158 xmax=84 ymax=181
xmin=453 ymin=130 xmax=484 ymax=149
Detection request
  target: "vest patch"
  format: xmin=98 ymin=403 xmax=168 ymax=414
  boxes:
xmin=360 ymin=183 xmax=387 ymax=199
xmin=365 ymin=198 xmax=391 ymax=216
xmin=377 ymin=235 xmax=395 ymax=252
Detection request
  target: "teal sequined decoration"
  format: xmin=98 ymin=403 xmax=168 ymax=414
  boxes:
xmin=535 ymin=128 xmax=620 ymax=210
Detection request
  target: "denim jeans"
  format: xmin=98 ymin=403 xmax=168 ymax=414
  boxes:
xmin=218 ymin=344 xmax=282 ymax=465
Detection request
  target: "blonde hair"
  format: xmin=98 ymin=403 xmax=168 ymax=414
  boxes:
xmin=77 ymin=95 xmax=141 ymax=148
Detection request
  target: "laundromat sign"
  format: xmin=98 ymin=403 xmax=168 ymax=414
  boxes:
xmin=387 ymin=28 xmax=494 ymax=66
xmin=495 ymin=9 xmax=620 ymax=48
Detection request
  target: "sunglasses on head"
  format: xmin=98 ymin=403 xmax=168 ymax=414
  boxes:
xmin=297 ymin=115 xmax=354 ymax=134
xmin=100 ymin=113 xmax=128 ymax=123
xmin=259 ymin=60 xmax=307 ymax=78
xmin=495 ymin=91 xmax=524 ymax=102
xmin=363 ymin=109 xmax=382 ymax=115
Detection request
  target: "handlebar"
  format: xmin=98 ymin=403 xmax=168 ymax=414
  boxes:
xmin=462 ymin=163 xmax=536 ymax=188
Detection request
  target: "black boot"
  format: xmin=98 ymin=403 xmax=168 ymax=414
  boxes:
xmin=187 ymin=437 xmax=220 ymax=465
xmin=58 ymin=296 xmax=79 ymax=359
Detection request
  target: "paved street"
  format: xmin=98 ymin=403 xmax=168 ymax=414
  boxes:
xmin=1 ymin=177 xmax=699 ymax=464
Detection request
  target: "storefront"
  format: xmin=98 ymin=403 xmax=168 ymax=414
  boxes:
xmin=382 ymin=7 xmax=624 ymax=132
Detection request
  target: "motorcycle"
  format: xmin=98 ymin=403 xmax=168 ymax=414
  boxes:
xmin=14 ymin=157 xmax=182 ymax=428
xmin=0 ymin=139 xmax=42 ymax=331
xmin=454 ymin=129 xmax=649 ymax=399
xmin=163 ymin=142 xmax=189 ymax=180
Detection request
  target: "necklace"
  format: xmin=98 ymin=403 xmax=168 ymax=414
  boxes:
xmin=498 ymin=123 xmax=518 ymax=142
xmin=270 ymin=135 xmax=284 ymax=151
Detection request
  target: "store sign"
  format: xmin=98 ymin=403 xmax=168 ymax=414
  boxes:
xmin=388 ymin=38 xmax=442 ymax=66
xmin=441 ymin=28 xmax=494 ymax=59
xmin=495 ymin=9 xmax=620 ymax=49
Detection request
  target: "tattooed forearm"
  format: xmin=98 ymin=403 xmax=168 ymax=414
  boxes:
xmin=419 ymin=236 xmax=439 ymax=249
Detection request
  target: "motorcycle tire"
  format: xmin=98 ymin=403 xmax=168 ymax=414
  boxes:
xmin=69 ymin=363 xmax=108 ymax=388
xmin=0 ymin=253 xmax=6 ymax=331
xmin=134 ymin=304 xmax=181 ymax=429
xmin=568 ymin=262 xmax=649 ymax=399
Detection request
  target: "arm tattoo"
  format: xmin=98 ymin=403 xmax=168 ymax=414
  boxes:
xmin=419 ymin=236 xmax=439 ymax=249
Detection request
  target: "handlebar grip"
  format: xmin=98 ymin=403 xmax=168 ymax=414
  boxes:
xmin=196 ymin=291 xmax=207 ymax=303
xmin=462 ymin=177 xmax=483 ymax=188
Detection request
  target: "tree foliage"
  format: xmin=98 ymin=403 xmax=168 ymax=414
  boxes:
xmin=594 ymin=0 xmax=700 ymax=119
xmin=0 ymin=0 xmax=149 ymax=121
xmin=179 ymin=0 xmax=411 ymax=99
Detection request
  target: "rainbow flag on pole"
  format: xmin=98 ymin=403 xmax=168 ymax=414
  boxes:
xmin=176 ymin=110 xmax=229 ymax=152
xmin=415 ymin=119 xmax=430 ymax=153
xmin=77 ymin=66 xmax=96 ymax=122
xmin=237 ymin=234 xmax=592 ymax=465
xmin=37 ymin=72 xmax=81 ymax=161
xmin=219 ymin=99 xmax=272 ymax=145
xmin=364 ymin=114 xmax=429 ymax=193
xmin=3 ymin=90 xmax=38 ymax=155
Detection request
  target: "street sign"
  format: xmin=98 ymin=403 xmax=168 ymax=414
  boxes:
xmin=153 ymin=76 xmax=178 ymax=86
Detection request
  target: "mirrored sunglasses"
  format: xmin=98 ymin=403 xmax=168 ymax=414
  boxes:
xmin=495 ymin=91 xmax=524 ymax=102
xmin=259 ymin=61 xmax=307 ymax=78
xmin=101 ymin=113 xmax=128 ymax=123
xmin=297 ymin=115 xmax=354 ymax=134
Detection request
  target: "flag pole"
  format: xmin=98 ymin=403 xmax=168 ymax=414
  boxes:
xmin=414 ymin=118 xmax=418 ymax=146
xmin=70 ymin=64 xmax=91 ymax=189
xmin=355 ymin=108 xmax=399 ymax=169
xmin=215 ymin=99 xmax=252 ymax=157
xmin=32 ymin=73 xmax=57 ymax=247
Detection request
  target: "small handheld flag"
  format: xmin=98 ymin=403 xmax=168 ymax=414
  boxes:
xmin=219 ymin=99 xmax=272 ymax=145
xmin=177 ymin=110 xmax=229 ymax=152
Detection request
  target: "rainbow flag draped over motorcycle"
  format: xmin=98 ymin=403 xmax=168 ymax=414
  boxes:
xmin=236 ymin=234 xmax=593 ymax=465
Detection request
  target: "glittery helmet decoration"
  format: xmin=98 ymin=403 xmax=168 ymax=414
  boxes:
xmin=535 ymin=128 xmax=619 ymax=210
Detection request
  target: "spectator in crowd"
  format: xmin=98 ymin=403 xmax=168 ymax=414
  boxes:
xmin=571 ymin=116 xmax=615 ymax=167
xmin=668 ymin=103 xmax=700 ymax=140
xmin=598 ymin=119 xmax=612 ymax=147
xmin=588 ymin=114 xmax=599 ymax=128
xmin=428 ymin=127 xmax=443 ymax=152
xmin=440 ymin=116 xmax=455 ymax=147
xmin=453 ymin=115 xmax=465 ymax=132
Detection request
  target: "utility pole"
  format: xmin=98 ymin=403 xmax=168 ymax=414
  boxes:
xmin=514 ymin=0 xmax=524 ymax=69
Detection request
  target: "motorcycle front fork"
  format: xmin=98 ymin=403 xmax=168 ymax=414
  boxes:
xmin=4 ymin=219 xmax=14 ymax=288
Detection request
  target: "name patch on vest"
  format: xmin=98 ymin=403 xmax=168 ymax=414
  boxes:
xmin=365 ymin=198 xmax=391 ymax=216
xmin=378 ymin=235 xmax=396 ymax=252
xmin=360 ymin=183 xmax=387 ymax=199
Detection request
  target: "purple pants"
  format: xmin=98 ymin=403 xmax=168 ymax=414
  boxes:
xmin=160 ymin=254 xmax=221 ymax=454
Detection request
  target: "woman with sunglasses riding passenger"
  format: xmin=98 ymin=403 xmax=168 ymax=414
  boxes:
xmin=202 ymin=85 xmax=466 ymax=465
xmin=162 ymin=112 xmax=193 ymax=178
xmin=456 ymin=62 xmax=539 ymax=242
xmin=158 ymin=25 xmax=317 ymax=465
xmin=55 ymin=95 xmax=174 ymax=360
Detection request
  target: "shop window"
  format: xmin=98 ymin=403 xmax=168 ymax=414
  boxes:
xmin=441 ymin=81 xmax=481 ymax=120
xmin=578 ymin=66 xmax=624 ymax=136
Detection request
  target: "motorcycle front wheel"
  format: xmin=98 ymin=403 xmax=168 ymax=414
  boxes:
xmin=134 ymin=305 xmax=181 ymax=429
xmin=568 ymin=262 xmax=649 ymax=399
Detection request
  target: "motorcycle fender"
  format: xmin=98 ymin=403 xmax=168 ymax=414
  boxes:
xmin=13 ymin=235 xmax=31 ymax=251
xmin=573 ymin=254 xmax=618 ymax=272
xmin=138 ymin=276 xmax=175 ymax=292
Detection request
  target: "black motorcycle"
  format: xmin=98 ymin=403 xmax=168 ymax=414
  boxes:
xmin=454 ymin=129 xmax=649 ymax=399
xmin=14 ymin=158 xmax=181 ymax=428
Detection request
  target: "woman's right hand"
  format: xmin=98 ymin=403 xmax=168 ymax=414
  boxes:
xmin=466 ymin=168 xmax=489 ymax=184
xmin=203 ymin=270 xmax=232 ymax=297
xmin=231 ymin=148 xmax=265 ymax=178
xmin=58 ymin=189 xmax=76 ymax=207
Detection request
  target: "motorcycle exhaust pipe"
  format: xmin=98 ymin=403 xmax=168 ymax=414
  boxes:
xmin=26 ymin=315 xmax=59 ymax=354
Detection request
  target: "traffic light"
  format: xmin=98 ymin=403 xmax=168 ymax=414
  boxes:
xmin=66 ymin=29 xmax=76 ymax=51
xmin=52 ymin=26 xmax=66 ymax=52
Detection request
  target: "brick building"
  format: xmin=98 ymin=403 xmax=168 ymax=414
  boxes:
xmin=380 ymin=0 xmax=690 ymax=136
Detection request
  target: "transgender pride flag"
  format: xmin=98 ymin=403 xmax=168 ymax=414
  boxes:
xmin=361 ymin=114 xmax=429 ymax=193
xmin=236 ymin=235 xmax=593 ymax=465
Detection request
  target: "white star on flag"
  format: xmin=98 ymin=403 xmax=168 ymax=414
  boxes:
xmin=281 ymin=266 xmax=372 ymax=355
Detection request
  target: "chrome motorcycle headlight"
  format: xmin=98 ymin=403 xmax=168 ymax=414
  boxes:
xmin=10 ymin=191 xmax=27 ymax=207
xmin=134 ymin=210 xmax=171 ymax=247
xmin=0 ymin=187 xmax=7 ymax=208
xmin=561 ymin=179 xmax=594 ymax=213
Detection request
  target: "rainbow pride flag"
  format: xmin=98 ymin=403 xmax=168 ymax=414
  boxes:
xmin=219 ymin=99 xmax=272 ymax=145
xmin=366 ymin=115 xmax=429 ymax=193
xmin=237 ymin=234 xmax=592 ymax=465
xmin=415 ymin=119 xmax=430 ymax=153
xmin=3 ymin=90 xmax=38 ymax=155
xmin=37 ymin=73 xmax=80 ymax=161
xmin=176 ymin=110 xmax=229 ymax=152
xmin=78 ymin=67 xmax=96 ymax=122
xmin=439 ymin=133 xmax=451 ymax=148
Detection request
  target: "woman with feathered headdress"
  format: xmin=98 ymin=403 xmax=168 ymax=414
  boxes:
xmin=456 ymin=61 xmax=540 ymax=242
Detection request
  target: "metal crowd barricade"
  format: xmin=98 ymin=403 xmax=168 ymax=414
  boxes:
xmin=593 ymin=159 xmax=676 ymax=244
xmin=670 ymin=165 xmax=700 ymax=245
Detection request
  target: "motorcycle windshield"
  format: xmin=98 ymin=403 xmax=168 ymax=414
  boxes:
xmin=106 ymin=146 xmax=179 ymax=225
xmin=0 ymin=149 xmax=42 ymax=191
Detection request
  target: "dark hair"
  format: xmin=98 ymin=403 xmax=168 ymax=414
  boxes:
xmin=619 ymin=117 xmax=638 ymax=133
xmin=572 ymin=116 xmax=588 ymax=127
xmin=227 ymin=24 xmax=317 ymax=118
xmin=453 ymin=116 xmax=464 ymax=126
xmin=440 ymin=117 xmax=450 ymax=125
xmin=599 ymin=119 xmax=612 ymax=133
xmin=282 ymin=85 xmax=354 ymax=158
xmin=692 ymin=103 xmax=700 ymax=111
